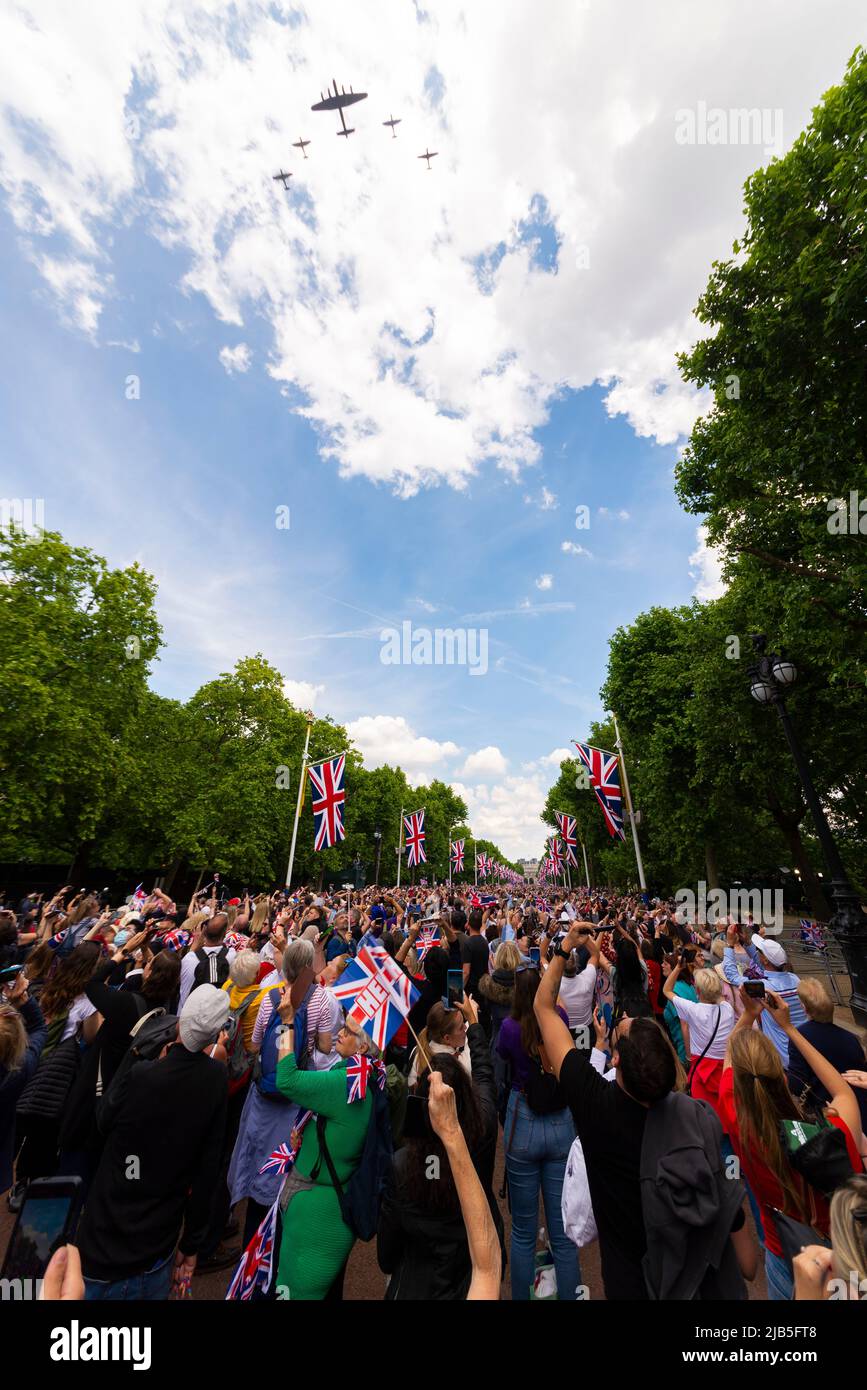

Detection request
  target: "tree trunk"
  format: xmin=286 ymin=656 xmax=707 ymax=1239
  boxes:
xmin=704 ymin=840 xmax=720 ymax=891
xmin=767 ymin=798 xmax=831 ymax=920
xmin=161 ymin=855 xmax=186 ymax=898
xmin=66 ymin=839 xmax=95 ymax=886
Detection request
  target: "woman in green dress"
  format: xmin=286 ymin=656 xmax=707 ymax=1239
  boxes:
xmin=274 ymin=993 xmax=373 ymax=1299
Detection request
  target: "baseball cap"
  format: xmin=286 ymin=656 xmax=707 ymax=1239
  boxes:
xmin=179 ymin=985 xmax=229 ymax=1052
xmin=751 ymin=933 xmax=786 ymax=968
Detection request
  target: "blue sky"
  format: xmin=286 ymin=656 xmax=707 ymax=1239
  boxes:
xmin=1 ymin=1 xmax=862 ymax=856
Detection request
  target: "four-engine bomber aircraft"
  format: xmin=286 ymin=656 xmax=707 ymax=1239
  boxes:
xmin=312 ymin=80 xmax=368 ymax=137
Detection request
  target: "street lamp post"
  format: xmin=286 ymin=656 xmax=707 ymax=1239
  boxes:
xmin=373 ymin=827 xmax=382 ymax=886
xmin=747 ymin=635 xmax=867 ymax=1025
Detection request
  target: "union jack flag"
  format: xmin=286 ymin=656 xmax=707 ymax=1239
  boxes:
xmin=257 ymin=1109 xmax=313 ymax=1176
xmin=450 ymin=839 xmax=465 ymax=873
xmin=799 ymin=919 xmax=828 ymax=954
xmin=415 ymin=925 xmax=440 ymax=964
xmin=308 ymin=753 xmax=346 ymax=851
xmin=346 ymin=1053 xmax=387 ymax=1103
xmin=403 ymin=809 xmax=426 ymax=867
xmin=158 ymin=927 xmax=190 ymax=953
xmin=547 ymin=837 xmax=563 ymax=873
xmin=225 ymin=1197 xmax=279 ymax=1301
xmin=555 ymin=811 xmax=579 ymax=867
xmin=476 ymin=851 xmax=488 ymax=877
xmin=470 ymin=892 xmax=498 ymax=908
xmin=331 ymin=945 xmax=419 ymax=1051
xmin=573 ymin=742 xmax=626 ymax=841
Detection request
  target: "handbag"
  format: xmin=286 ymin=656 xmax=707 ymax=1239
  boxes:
xmin=779 ymin=1117 xmax=853 ymax=1200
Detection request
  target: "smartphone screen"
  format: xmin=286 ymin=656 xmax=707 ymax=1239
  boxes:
xmin=529 ymin=946 xmax=541 ymax=967
xmin=445 ymin=968 xmax=464 ymax=1008
xmin=0 ymin=1177 xmax=83 ymax=1281
xmin=744 ymin=981 xmax=766 ymax=999
xmin=403 ymin=1093 xmax=430 ymax=1140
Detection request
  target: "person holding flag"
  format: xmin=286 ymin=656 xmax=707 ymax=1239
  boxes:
xmin=272 ymin=995 xmax=383 ymax=1300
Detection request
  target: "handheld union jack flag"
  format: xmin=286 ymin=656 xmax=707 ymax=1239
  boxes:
xmin=450 ymin=839 xmax=465 ymax=873
xmin=346 ymin=1054 xmax=387 ymax=1103
xmin=225 ymin=1197 xmax=279 ymax=1301
xmin=555 ymin=811 xmax=579 ymax=867
xmin=403 ymin=808 xmax=426 ymax=867
xmin=573 ymin=742 xmax=626 ymax=841
xmin=331 ymin=945 xmax=419 ymax=1051
xmin=308 ymin=753 xmax=346 ymax=851
xmin=415 ymin=924 xmax=440 ymax=964
xmin=799 ymin=919 xmax=828 ymax=954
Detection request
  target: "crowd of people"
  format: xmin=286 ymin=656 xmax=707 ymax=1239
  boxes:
xmin=1 ymin=877 xmax=866 ymax=1302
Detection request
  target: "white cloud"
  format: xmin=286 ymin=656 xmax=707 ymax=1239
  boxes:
xmin=451 ymin=770 xmax=551 ymax=859
xmin=1 ymin=2 xmax=859 ymax=494
xmin=525 ymin=486 xmax=558 ymax=510
xmin=458 ymin=745 xmax=508 ymax=778
xmin=410 ymin=597 xmax=438 ymax=613
xmin=598 ymin=506 xmax=630 ymax=521
xmin=282 ymin=678 xmax=325 ymax=709
xmin=561 ymin=541 xmax=592 ymax=558
xmin=347 ymin=714 xmax=459 ymax=774
xmin=219 ymin=343 xmax=252 ymax=374
xmin=535 ymin=573 xmax=553 ymax=591
xmin=688 ymin=524 xmax=727 ymax=600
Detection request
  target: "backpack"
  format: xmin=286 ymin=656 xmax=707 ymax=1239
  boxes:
xmin=191 ymin=945 xmax=230 ymax=992
xmin=253 ymin=988 xmax=286 ymax=1098
xmin=222 ymin=986 xmax=262 ymax=1094
xmin=312 ymin=1080 xmax=393 ymax=1241
xmin=96 ymin=1009 xmax=179 ymax=1134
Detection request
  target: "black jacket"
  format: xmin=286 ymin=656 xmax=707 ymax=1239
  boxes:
xmin=640 ymin=1090 xmax=747 ymax=1300
xmin=76 ymin=1043 xmax=227 ymax=1280
xmin=376 ymin=1024 xmax=503 ymax=1299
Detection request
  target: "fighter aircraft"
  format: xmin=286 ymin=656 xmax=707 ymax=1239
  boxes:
xmin=383 ymin=114 xmax=401 ymax=137
xmin=292 ymin=137 xmax=311 ymax=159
xmin=312 ymin=80 xmax=368 ymax=138
xmin=272 ymin=169 xmax=292 ymax=188
xmin=418 ymin=148 xmax=438 ymax=169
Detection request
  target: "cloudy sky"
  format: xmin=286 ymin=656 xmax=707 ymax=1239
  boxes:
xmin=1 ymin=1 xmax=862 ymax=858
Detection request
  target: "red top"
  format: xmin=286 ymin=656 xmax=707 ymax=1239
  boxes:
xmin=645 ymin=959 xmax=664 ymax=1015
xmin=717 ymin=1067 xmax=860 ymax=1256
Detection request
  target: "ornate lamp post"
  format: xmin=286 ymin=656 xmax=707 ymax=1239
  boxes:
xmin=747 ymin=635 xmax=867 ymax=1024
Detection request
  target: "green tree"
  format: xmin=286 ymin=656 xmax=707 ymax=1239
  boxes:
xmin=0 ymin=530 xmax=161 ymax=868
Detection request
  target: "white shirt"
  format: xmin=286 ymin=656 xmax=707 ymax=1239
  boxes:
xmin=178 ymin=943 xmax=237 ymax=1012
xmin=61 ymin=992 xmax=97 ymax=1042
xmin=557 ymin=965 xmax=597 ymax=1029
xmin=670 ymin=995 xmax=734 ymax=1059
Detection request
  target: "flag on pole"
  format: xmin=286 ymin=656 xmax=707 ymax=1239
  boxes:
xmin=346 ymin=1054 xmax=387 ymax=1103
xmin=415 ymin=925 xmax=441 ymax=964
xmin=308 ymin=753 xmax=346 ymax=850
xmin=450 ymin=839 xmax=465 ymax=873
xmin=573 ymin=742 xmax=627 ymax=840
xmin=476 ymin=851 xmax=488 ymax=877
xmin=547 ymin=837 xmax=563 ymax=873
xmin=403 ymin=809 xmax=426 ymax=867
xmin=555 ymin=812 xmax=579 ymax=867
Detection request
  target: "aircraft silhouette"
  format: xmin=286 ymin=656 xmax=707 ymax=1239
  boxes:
xmin=292 ymin=137 xmax=311 ymax=159
xmin=312 ymin=80 xmax=368 ymax=138
xmin=418 ymin=148 xmax=438 ymax=170
xmin=272 ymin=169 xmax=292 ymax=188
xmin=383 ymin=114 xmax=401 ymax=137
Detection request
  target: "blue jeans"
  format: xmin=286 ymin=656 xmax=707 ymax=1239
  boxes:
xmin=764 ymin=1247 xmax=794 ymax=1301
xmin=504 ymin=1091 xmax=580 ymax=1300
xmin=84 ymin=1253 xmax=173 ymax=1301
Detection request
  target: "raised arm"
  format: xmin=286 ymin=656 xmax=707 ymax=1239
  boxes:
xmin=428 ymin=1071 xmax=500 ymax=1301
xmin=533 ymin=922 xmax=586 ymax=1080
xmin=767 ymin=990 xmax=862 ymax=1145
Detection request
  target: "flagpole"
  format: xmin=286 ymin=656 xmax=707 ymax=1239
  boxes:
xmin=581 ymin=839 xmax=591 ymax=889
xmin=612 ymin=710 xmax=646 ymax=892
xmin=285 ymin=709 xmax=314 ymax=888
xmin=448 ymin=823 xmax=453 ymax=889
xmin=397 ymin=806 xmax=404 ymax=889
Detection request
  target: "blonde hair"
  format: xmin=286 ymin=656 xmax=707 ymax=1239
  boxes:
xmin=229 ymin=950 xmax=260 ymax=988
xmin=710 ymin=938 xmax=725 ymax=962
xmin=250 ymin=898 xmax=270 ymax=935
xmin=0 ymin=1005 xmax=26 ymax=1072
xmin=797 ymin=977 xmax=834 ymax=1024
xmin=829 ymin=1175 xmax=867 ymax=1286
xmin=694 ymin=968 xmax=722 ymax=1003
xmin=494 ymin=941 xmax=522 ymax=971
